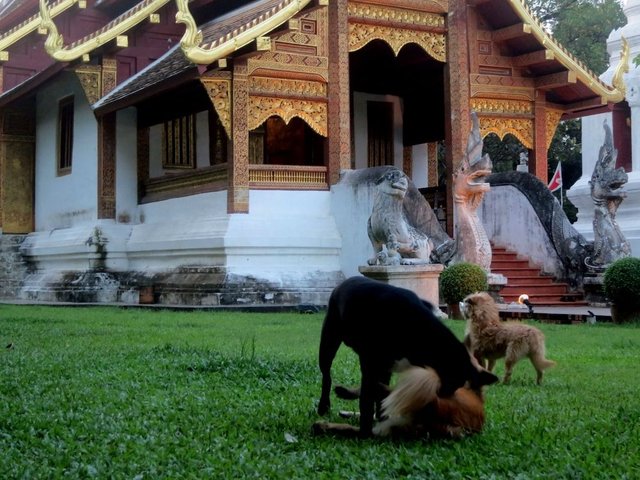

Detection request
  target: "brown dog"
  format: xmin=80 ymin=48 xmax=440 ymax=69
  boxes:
xmin=317 ymin=276 xmax=497 ymax=437
xmin=313 ymin=363 xmax=491 ymax=439
xmin=461 ymin=292 xmax=556 ymax=385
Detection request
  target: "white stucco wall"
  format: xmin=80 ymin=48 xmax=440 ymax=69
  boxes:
xmin=116 ymin=107 xmax=139 ymax=224
xmin=35 ymin=71 xmax=98 ymax=231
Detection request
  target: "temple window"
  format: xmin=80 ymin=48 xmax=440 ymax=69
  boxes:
xmin=367 ymin=100 xmax=394 ymax=167
xmin=57 ymin=96 xmax=74 ymax=175
xmin=162 ymin=114 xmax=197 ymax=169
xmin=209 ymin=110 xmax=228 ymax=165
xmin=249 ymin=116 xmax=324 ymax=166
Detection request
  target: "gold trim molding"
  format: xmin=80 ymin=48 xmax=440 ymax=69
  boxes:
xmin=0 ymin=0 xmax=79 ymax=54
xmin=248 ymin=96 xmax=327 ymax=137
xmin=348 ymin=23 xmax=445 ymax=62
xmin=470 ymin=99 xmax=533 ymax=116
xmin=200 ymin=78 xmax=232 ymax=139
xmin=479 ymin=116 xmax=533 ymax=149
xmin=177 ymin=0 xmax=318 ymax=65
xmin=250 ymin=77 xmax=327 ymax=98
xmin=39 ymin=0 xmax=170 ymax=62
xmin=348 ymin=3 xmax=445 ymax=28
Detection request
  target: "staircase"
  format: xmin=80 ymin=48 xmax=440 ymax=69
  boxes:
xmin=491 ymin=246 xmax=588 ymax=306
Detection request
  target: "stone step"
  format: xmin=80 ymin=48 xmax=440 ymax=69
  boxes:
xmin=491 ymin=243 xmax=587 ymax=306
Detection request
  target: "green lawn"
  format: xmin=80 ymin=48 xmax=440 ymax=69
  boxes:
xmin=1 ymin=305 xmax=639 ymax=479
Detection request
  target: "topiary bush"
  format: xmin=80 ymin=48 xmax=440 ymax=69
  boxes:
xmin=603 ymin=257 xmax=640 ymax=315
xmin=439 ymin=261 xmax=488 ymax=305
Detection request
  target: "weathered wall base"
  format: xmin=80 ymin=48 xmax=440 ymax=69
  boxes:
xmin=0 ymin=234 xmax=29 ymax=299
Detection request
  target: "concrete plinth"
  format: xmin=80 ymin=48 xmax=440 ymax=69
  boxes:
xmin=358 ymin=264 xmax=444 ymax=308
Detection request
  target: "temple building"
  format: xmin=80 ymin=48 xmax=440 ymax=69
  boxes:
xmin=0 ymin=0 xmax=627 ymax=305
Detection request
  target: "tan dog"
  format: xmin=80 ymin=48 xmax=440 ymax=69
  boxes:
xmin=461 ymin=292 xmax=556 ymax=385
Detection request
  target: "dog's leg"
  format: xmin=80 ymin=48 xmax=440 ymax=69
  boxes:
xmin=317 ymin=312 xmax=343 ymax=416
xmin=502 ymin=354 xmax=516 ymax=384
xmin=358 ymin=362 xmax=380 ymax=437
xmin=486 ymin=358 xmax=496 ymax=372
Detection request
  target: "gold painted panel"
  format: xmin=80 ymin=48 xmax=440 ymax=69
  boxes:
xmin=348 ymin=3 xmax=445 ymax=28
xmin=1 ymin=140 xmax=34 ymax=233
xmin=470 ymin=99 xmax=533 ymax=116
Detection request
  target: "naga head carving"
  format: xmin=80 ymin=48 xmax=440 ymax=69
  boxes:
xmin=454 ymin=112 xmax=493 ymax=206
xmin=590 ymin=121 xmax=628 ymax=203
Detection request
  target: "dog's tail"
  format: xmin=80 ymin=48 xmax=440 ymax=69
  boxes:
xmin=530 ymin=331 xmax=556 ymax=371
xmin=381 ymin=366 xmax=440 ymax=418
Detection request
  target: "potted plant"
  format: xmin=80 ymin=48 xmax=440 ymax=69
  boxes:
xmin=603 ymin=257 xmax=640 ymax=323
xmin=439 ymin=262 xmax=488 ymax=319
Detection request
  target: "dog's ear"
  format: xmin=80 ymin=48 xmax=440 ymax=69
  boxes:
xmin=475 ymin=369 xmax=499 ymax=387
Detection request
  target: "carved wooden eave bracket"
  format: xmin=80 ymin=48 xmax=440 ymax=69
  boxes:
xmin=177 ymin=0 xmax=326 ymax=65
xmin=508 ymin=0 xmax=628 ymax=104
xmin=200 ymin=77 xmax=232 ymax=139
xmin=347 ymin=2 xmax=446 ymax=62
xmin=0 ymin=0 xmax=81 ymax=60
xmin=74 ymin=57 xmax=117 ymax=105
xmin=38 ymin=0 xmax=171 ymax=62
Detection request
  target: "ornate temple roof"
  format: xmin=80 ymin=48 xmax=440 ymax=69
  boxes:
xmin=94 ymin=0 xmax=320 ymax=113
xmin=0 ymin=0 xmax=626 ymax=115
xmin=475 ymin=0 xmax=627 ymax=114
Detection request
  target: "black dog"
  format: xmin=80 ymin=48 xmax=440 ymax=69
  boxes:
xmin=317 ymin=276 xmax=497 ymax=437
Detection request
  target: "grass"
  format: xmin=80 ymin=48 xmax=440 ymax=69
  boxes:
xmin=1 ymin=305 xmax=639 ymax=479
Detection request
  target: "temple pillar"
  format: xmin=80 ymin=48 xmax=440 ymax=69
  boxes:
xmin=327 ymin=0 xmax=351 ymax=185
xmin=531 ymin=94 xmax=549 ymax=182
xmin=229 ymin=59 xmax=249 ymax=213
xmin=0 ymin=102 xmax=35 ymax=233
xmin=98 ymin=112 xmax=116 ymax=219
xmin=445 ymin=0 xmax=471 ymax=235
